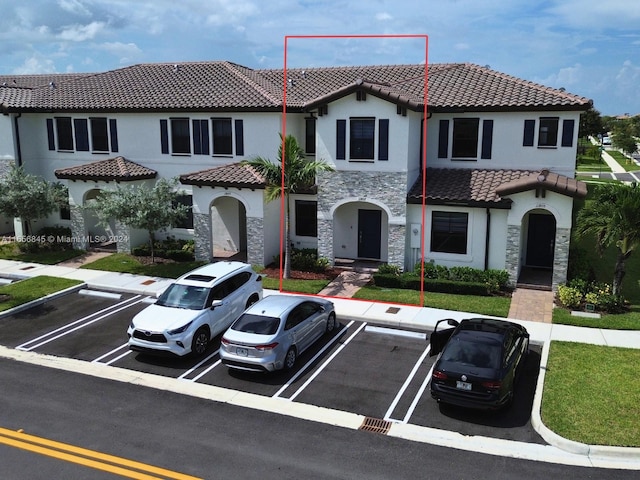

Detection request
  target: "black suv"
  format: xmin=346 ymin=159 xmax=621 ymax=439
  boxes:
xmin=429 ymin=318 xmax=529 ymax=410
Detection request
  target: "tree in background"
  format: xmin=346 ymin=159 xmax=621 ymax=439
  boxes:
xmin=244 ymin=134 xmax=334 ymax=279
xmin=579 ymin=107 xmax=604 ymax=138
xmin=574 ymin=183 xmax=640 ymax=296
xmin=0 ymin=165 xmax=67 ymax=234
xmin=611 ymin=121 xmax=639 ymax=157
xmin=88 ymin=178 xmax=188 ymax=262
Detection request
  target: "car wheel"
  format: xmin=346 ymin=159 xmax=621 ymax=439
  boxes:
xmin=284 ymin=347 xmax=297 ymax=371
xmin=245 ymin=294 xmax=259 ymax=310
xmin=191 ymin=327 xmax=210 ymax=357
xmin=326 ymin=312 xmax=336 ymax=333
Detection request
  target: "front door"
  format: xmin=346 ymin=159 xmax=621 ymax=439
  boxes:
xmin=357 ymin=209 xmax=381 ymax=259
xmin=526 ymin=213 xmax=555 ymax=268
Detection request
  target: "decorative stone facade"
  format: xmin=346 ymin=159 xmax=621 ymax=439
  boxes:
xmin=193 ymin=212 xmax=212 ymax=262
xmin=316 ymin=170 xmax=407 ymax=270
xmin=69 ymin=205 xmax=87 ymax=250
xmin=115 ymin=220 xmax=131 ymax=253
xmin=246 ymin=216 xmax=264 ymax=267
xmin=505 ymin=224 xmax=521 ymax=288
xmin=552 ymin=227 xmax=570 ymax=290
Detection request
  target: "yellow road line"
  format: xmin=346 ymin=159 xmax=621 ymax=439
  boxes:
xmin=0 ymin=427 xmax=202 ymax=480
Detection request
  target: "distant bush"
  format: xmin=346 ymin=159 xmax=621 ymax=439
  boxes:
xmin=272 ymin=248 xmax=329 ymax=272
xmin=132 ymin=237 xmax=195 ymax=261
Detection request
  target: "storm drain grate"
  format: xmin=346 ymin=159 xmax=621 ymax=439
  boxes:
xmin=359 ymin=417 xmax=392 ymax=435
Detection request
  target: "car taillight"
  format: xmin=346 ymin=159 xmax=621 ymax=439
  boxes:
xmin=432 ymin=370 xmax=448 ymax=380
xmin=220 ymin=337 xmax=230 ymax=345
xmin=481 ymin=380 xmax=502 ymax=390
xmin=254 ymin=342 xmax=279 ymax=351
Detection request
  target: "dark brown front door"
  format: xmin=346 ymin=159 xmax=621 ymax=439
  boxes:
xmin=357 ymin=209 xmax=381 ymax=259
xmin=526 ymin=213 xmax=555 ymax=268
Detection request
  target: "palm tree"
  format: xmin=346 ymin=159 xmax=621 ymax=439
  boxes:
xmin=574 ymin=182 xmax=640 ymax=296
xmin=243 ymin=134 xmax=334 ymax=279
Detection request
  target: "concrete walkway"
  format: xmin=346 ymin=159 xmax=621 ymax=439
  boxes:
xmin=508 ymin=288 xmax=555 ymax=323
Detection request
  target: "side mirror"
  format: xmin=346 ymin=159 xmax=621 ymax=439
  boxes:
xmin=210 ymin=300 xmax=223 ymax=310
xmin=447 ymin=318 xmax=459 ymax=327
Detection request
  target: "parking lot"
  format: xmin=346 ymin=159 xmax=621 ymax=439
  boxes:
xmin=0 ymin=288 xmax=545 ymax=444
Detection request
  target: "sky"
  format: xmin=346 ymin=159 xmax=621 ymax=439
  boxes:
xmin=0 ymin=0 xmax=639 ymax=116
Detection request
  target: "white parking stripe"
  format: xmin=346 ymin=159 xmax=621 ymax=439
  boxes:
xmin=178 ymin=350 xmax=221 ymax=381
xmin=278 ymin=321 xmax=366 ymax=401
xmin=92 ymin=343 xmax=129 ymax=363
xmin=365 ymin=325 xmax=427 ymax=340
xmin=16 ymin=296 xmax=145 ymax=351
xmin=189 ymin=358 xmax=222 ymax=382
xmin=384 ymin=344 xmax=431 ymax=422
xmin=401 ymin=363 xmax=436 ymax=424
xmin=103 ymin=350 xmax=132 ymax=366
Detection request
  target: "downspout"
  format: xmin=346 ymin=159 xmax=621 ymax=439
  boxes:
xmin=484 ymin=208 xmax=491 ymax=270
xmin=13 ymin=113 xmax=23 ymax=166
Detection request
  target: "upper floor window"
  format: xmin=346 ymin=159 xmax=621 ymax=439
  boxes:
xmin=336 ymin=117 xmax=389 ymax=161
xmin=538 ymin=117 xmax=559 ymax=147
xmin=305 ymin=117 xmax=316 ymax=155
xmin=431 ymin=211 xmax=468 ymax=254
xmin=160 ymin=118 xmax=244 ymax=156
xmin=438 ymin=118 xmax=493 ymax=160
xmin=452 ymin=118 xmax=479 ymax=158
xmin=523 ymin=117 xmax=574 ymax=148
xmin=47 ymin=117 xmax=118 ymax=153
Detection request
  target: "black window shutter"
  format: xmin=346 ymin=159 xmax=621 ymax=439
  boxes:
xmin=336 ymin=119 xmax=346 ymax=160
xmin=201 ymin=120 xmax=210 ymax=155
xmin=46 ymin=119 xmax=55 ymax=150
xmin=192 ymin=119 xmax=202 ymax=155
xmin=561 ymin=119 xmax=575 ymax=147
xmin=160 ymin=119 xmax=169 ymax=154
xmin=523 ymin=120 xmax=535 ymax=146
xmin=235 ymin=119 xmax=244 ymax=156
xmin=378 ymin=119 xmax=389 ymax=160
xmin=74 ymin=119 xmax=89 ymax=151
xmin=481 ymin=120 xmax=493 ymax=159
xmin=109 ymin=119 xmax=118 ymax=152
xmin=438 ymin=120 xmax=449 ymax=158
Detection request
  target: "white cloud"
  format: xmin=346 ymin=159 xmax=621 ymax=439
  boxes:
xmin=376 ymin=12 xmax=393 ymax=21
xmin=58 ymin=0 xmax=92 ymax=17
xmin=58 ymin=21 xmax=106 ymax=42
xmin=13 ymin=56 xmax=57 ymax=74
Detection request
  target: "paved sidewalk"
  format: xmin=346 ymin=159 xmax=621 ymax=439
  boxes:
xmin=508 ymin=288 xmax=555 ymax=323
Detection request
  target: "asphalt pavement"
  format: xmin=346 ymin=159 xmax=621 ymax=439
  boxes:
xmin=0 ymin=258 xmax=639 ymax=470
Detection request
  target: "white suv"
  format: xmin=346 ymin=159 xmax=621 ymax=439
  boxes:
xmin=127 ymin=262 xmax=263 ymax=357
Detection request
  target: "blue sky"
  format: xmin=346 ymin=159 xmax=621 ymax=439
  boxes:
xmin=1 ymin=0 xmax=639 ymax=116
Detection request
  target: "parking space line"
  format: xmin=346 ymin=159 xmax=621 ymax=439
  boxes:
xmin=16 ymin=296 xmax=145 ymax=352
xmin=178 ymin=350 xmax=221 ymax=381
xmin=103 ymin=349 xmax=133 ymax=366
xmin=275 ymin=321 xmax=366 ymax=401
xmin=384 ymin=343 xmax=431 ymax=422
xmin=92 ymin=343 xmax=132 ymax=365
xmin=401 ymin=363 xmax=435 ymax=423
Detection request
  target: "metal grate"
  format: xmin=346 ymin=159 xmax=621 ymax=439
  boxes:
xmin=359 ymin=417 xmax=392 ymax=435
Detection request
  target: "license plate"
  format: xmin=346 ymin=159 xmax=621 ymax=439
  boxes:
xmin=236 ymin=347 xmax=248 ymax=356
xmin=456 ymin=381 xmax=472 ymax=391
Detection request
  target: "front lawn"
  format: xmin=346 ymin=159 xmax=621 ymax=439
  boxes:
xmin=353 ymin=285 xmax=511 ymax=318
xmin=0 ymin=276 xmax=83 ymax=312
xmin=0 ymin=242 xmax=85 ymax=264
xmin=542 ymin=341 xmax=640 ymax=446
xmin=553 ymin=307 xmax=640 ymax=330
xmin=80 ymin=253 xmax=204 ymax=279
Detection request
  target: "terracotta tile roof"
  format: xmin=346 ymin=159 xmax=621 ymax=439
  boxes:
xmin=1 ymin=62 xmax=591 ymax=113
xmin=179 ymin=162 xmax=266 ymax=188
xmin=407 ymin=168 xmax=587 ymax=207
xmin=54 ymin=156 xmax=157 ymax=181
xmin=495 ymin=169 xmax=587 ymax=198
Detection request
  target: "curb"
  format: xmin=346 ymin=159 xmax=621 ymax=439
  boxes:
xmin=0 ymin=281 xmax=87 ymax=318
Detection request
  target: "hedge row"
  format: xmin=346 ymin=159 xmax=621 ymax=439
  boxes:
xmin=372 ymin=273 xmax=491 ymax=296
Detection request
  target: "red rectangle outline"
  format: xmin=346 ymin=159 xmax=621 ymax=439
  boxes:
xmin=281 ymin=34 xmax=429 ymax=305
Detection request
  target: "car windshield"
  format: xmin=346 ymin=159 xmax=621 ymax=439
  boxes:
xmin=155 ymin=284 xmax=209 ymax=310
xmin=232 ymin=313 xmax=281 ymax=335
xmin=441 ymin=338 xmax=502 ymax=369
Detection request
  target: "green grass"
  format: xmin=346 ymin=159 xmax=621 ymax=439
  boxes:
xmin=353 ymin=285 xmax=511 ymax=317
xmin=553 ymin=307 xmax=640 ymax=330
xmin=0 ymin=242 xmax=86 ymax=264
xmin=0 ymin=276 xmax=83 ymax=312
xmin=261 ymin=276 xmax=331 ymax=294
xmin=80 ymin=253 xmax=205 ymax=279
xmin=542 ymin=342 xmax=640 ymax=446
xmin=606 ymin=150 xmax=638 ymax=172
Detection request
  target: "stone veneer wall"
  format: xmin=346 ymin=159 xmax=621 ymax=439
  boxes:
xmin=69 ymin=205 xmax=87 ymax=250
xmin=246 ymin=216 xmax=264 ymax=267
xmin=505 ymin=224 xmax=521 ymax=288
xmin=552 ymin=227 xmax=570 ymax=290
xmin=115 ymin=220 xmax=131 ymax=253
xmin=316 ymin=170 xmax=407 ymax=270
xmin=193 ymin=212 xmax=212 ymax=262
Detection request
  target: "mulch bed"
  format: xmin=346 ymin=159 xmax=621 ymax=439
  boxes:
xmin=260 ymin=266 xmax=343 ymax=281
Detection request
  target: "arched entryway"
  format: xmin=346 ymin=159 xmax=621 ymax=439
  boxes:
xmin=83 ymin=189 xmax=116 ymax=245
xmin=211 ymin=196 xmax=247 ymax=261
xmin=332 ymin=201 xmax=389 ymax=263
xmin=518 ymin=209 xmax=556 ymax=288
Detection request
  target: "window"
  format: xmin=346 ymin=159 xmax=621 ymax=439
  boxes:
xmin=170 ymin=118 xmax=191 ymax=154
xmin=90 ymin=118 xmax=109 ymax=152
xmin=431 ymin=211 xmax=468 ymax=254
xmin=350 ymin=118 xmax=375 ymax=160
xmin=192 ymin=119 xmax=210 ymax=155
xmin=538 ymin=117 xmax=559 ymax=147
xmin=55 ymin=117 xmax=73 ymax=151
xmin=305 ymin=117 xmax=316 ymax=154
xmin=174 ymin=195 xmax=194 ymax=229
xmin=212 ymin=118 xmax=233 ymax=155
xmin=295 ymin=200 xmax=317 ymax=237
xmin=452 ymin=118 xmax=479 ymax=158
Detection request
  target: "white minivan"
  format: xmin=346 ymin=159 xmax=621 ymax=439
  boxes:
xmin=127 ymin=262 xmax=263 ymax=357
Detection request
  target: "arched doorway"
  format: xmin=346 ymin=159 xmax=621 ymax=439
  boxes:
xmin=211 ymin=196 xmax=247 ymax=261
xmin=519 ymin=210 xmax=556 ymax=287
xmin=83 ymin=189 xmax=116 ymax=242
xmin=332 ymin=201 xmax=388 ymax=262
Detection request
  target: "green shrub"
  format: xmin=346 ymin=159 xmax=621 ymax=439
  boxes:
xmin=272 ymin=248 xmax=329 ymax=273
xmin=131 ymin=237 xmax=195 ymax=261
xmin=17 ymin=226 xmax=74 ymax=253
xmin=557 ymin=284 xmax=582 ymax=309
xmin=377 ymin=263 xmax=402 ymax=275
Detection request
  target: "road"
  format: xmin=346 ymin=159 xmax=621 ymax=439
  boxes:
xmin=1 ymin=359 xmax=637 ymax=480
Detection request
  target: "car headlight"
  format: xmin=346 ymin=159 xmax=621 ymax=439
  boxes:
xmin=167 ymin=321 xmax=192 ymax=335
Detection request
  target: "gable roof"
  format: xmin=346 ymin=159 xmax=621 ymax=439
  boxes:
xmin=0 ymin=62 xmax=592 ymax=113
xmin=179 ymin=163 xmax=266 ymax=188
xmin=54 ymin=156 xmax=157 ymax=182
xmin=407 ymin=168 xmax=587 ymax=207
